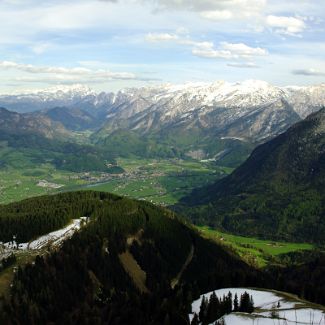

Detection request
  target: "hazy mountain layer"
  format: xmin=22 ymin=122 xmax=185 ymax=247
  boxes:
xmin=1 ymin=81 xmax=324 ymax=140
xmin=0 ymin=81 xmax=324 ymax=164
xmin=0 ymin=107 xmax=71 ymax=140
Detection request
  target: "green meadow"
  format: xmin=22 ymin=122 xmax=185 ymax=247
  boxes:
xmin=84 ymin=158 xmax=230 ymax=205
xmin=197 ymin=226 xmax=314 ymax=268
xmin=0 ymin=157 xmax=229 ymax=205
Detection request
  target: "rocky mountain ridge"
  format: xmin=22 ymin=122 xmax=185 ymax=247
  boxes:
xmin=0 ymin=80 xmax=324 ymax=162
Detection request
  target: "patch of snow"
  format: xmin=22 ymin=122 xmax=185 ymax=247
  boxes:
xmin=2 ymin=84 xmax=94 ymax=97
xmin=190 ymin=288 xmax=325 ymax=325
xmin=2 ymin=218 xmax=86 ymax=252
xmin=259 ymin=308 xmax=325 ymax=324
xmin=218 ymin=314 xmax=275 ymax=325
xmin=27 ymin=219 xmax=83 ymax=250
xmin=191 ymin=288 xmax=290 ymax=314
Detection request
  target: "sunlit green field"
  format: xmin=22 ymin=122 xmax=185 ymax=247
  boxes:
xmin=0 ymin=157 xmax=231 ymax=205
xmin=0 ymin=165 xmax=86 ymax=204
xmin=85 ymin=158 xmax=231 ymax=205
xmin=197 ymin=226 xmax=314 ymax=268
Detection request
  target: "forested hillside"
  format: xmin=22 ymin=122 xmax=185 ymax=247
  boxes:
xmin=0 ymin=191 xmax=265 ymax=324
xmin=0 ymin=129 xmax=118 ymax=173
xmin=0 ymin=192 xmax=107 ymax=242
xmin=181 ymin=108 xmax=325 ymax=243
xmin=269 ymin=251 xmax=325 ymax=305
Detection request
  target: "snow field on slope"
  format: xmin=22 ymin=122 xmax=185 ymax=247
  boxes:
xmin=190 ymin=288 xmax=325 ymax=325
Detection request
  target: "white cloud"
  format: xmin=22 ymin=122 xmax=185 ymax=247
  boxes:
xmin=192 ymin=42 xmax=267 ymax=59
xmin=145 ymin=31 xmax=213 ymax=50
xmin=292 ymin=68 xmax=325 ymax=76
xmin=31 ymin=42 xmax=53 ymax=55
xmin=0 ymin=61 xmax=138 ymax=81
xmin=227 ymin=62 xmax=259 ymax=68
xmin=145 ymin=31 xmax=268 ymax=61
xmin=0 ymin=0 xmax=323 ymax=91
xmin=266 ymin=15 xmax=306 ymax=36
xmin=145 ymin=0 xmax=266 ymax=16
xmin=145 ymin=33 xmax=179 ymax=42
xmin=179 ymin=39 xmax=214 ymax=49
xmin=200 ymin=10 xmax=233 ymax=21
xmin=221 ymin=42 xmax=267 ymax=57
xmin=192 ymin=48 xmax=231 ymax=59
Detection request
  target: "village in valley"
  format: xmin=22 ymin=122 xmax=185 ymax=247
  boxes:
xmin=0 ymin=158 xmax=227 ymax=206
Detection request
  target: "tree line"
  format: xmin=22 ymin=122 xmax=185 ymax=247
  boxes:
xmin=191 ymin=291 xmax=254 ymax=325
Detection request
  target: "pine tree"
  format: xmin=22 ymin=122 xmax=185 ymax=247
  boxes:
xmin=239 ymin=292 xmax=249 ymax=312
xmin=226 ymin=291 xmax=232 ymax=313
xmin=239 ymin=292 xmax=255 ymax=313
xmin=199 ymin=296 xmax=208 ymax=323
xmin=207 ymin=292 xmax=219 ymax=323
xmin=191 ymin=313 xmax=199 ymax=325
xmin=233 ymin=293 xmax=239 ymax=312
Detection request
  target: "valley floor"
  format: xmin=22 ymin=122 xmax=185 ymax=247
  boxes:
xmin=0 ymin=158 xmax=228 ymax=206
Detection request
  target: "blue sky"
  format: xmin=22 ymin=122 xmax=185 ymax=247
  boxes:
xmin=0 ymin=0 xmax=324 ymax=92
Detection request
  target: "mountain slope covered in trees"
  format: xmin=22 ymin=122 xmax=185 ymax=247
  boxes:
xmin=0 ymin=191 xmax=266 ymax=324
xmin=0 ymin=130 xmax=117 ymax=173
xmin=181 ymin=108 xmax=325 ymax=243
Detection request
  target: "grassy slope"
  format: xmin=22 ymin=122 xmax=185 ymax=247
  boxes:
xmin=197 ymin=226 xmax=314 ymax=268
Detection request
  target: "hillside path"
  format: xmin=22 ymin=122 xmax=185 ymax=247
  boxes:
xmin=171 ymin=244 xmax=194 ymax=289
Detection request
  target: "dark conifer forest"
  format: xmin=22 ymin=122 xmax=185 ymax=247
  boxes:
xmin=0 ymin=191 xmax=324 ymax=324
xmin=0 ymin=191 xmax=268 ymax=324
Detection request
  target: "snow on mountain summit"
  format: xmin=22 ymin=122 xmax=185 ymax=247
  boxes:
xmin=0 ymin=84 xmax=96 ymax=112
xmin=284 ymin=83 xmax=325 ymax=118
xmin=0 ymin=80 xmax=324 ymax=120
xmin=13 ymin=84 xmax=94 ymax=98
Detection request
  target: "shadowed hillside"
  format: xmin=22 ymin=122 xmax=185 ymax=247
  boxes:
xmin=181 ymin=108 xmax=325 ymax=243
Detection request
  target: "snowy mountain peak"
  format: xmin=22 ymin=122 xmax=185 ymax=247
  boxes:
xmin=37 ymin=84 xmax=94 ymax=96
xmin=2 ymin=84 xmax=94 ymax=98
xmin=0 ymin=80 xmax=324 ymax=121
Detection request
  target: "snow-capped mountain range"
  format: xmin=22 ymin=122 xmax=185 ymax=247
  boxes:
xmin=0 ymin=80 xmax=324 ymax=145
xmin=1 ymin=80 xmax=324 ymax=115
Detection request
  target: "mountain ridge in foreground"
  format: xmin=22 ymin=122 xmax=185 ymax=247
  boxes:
xmin=1 ymin=192 xmax=325 ymax=324
xmin=181 ymin=108 xmax=325 ymax=243
xmin=0 ymin=191 xmax=265 ymax=324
